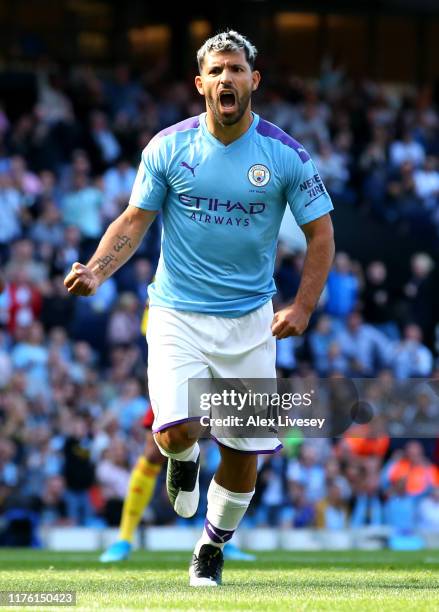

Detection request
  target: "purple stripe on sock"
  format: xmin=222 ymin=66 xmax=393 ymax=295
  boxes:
xmin=204 ymin=519 xmax=234 ymax=544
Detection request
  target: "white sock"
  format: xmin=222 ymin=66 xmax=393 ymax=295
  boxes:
xmin=155 ymin=440 xmax=200 ymax=462
xmin=195 ymin=478 xmax=254 ymax=554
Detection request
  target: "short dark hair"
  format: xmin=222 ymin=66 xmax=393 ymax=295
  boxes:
xmin=197 ymin=30 xmax=258 ymax=71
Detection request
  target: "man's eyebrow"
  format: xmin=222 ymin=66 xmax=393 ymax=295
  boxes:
xmin=207 ymin=62 xmax=246 ymax=70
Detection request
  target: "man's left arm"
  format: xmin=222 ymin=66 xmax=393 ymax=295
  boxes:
xmin=272 ymin=213 xmax=334 ymax=339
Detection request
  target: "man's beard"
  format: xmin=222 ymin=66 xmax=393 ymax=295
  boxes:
xmin=207 ymin=91 xmax=251 ymax=126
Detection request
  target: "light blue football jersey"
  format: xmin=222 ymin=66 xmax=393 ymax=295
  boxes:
xmin=129 ymin=112 xmax=333 ymax=317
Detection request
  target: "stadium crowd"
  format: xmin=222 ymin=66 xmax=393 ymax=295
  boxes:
xmin=0 ymin=60 xmax=439 ymax=544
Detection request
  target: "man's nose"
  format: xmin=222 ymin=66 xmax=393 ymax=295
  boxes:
xmin=220 ymin=68 xmax=233 ymax=84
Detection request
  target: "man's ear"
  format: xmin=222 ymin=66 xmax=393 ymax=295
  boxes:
xmin=195 ymin=75 xmax=204 ymax=96
xmin=252 ymin=70 xmax=261 ymax=92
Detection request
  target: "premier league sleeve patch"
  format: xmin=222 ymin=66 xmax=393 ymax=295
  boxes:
xmin=248 ymin=164 xmax=271 ymax=187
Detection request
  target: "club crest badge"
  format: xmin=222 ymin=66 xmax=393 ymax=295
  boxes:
xmin=248 ymin=164 xmax=271 ymax=187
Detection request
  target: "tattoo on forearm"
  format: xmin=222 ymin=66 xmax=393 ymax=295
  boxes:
xmin=113 ymin=234 xmax=132 ymax=253
xmin=95 ymin=253 xmax=117 ymax=272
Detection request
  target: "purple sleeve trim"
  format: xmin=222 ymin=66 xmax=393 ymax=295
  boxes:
xmin=256 ymin=119 xmax=310 ymax=163
xmin=157 ymin=116 xmax=200 ymax=138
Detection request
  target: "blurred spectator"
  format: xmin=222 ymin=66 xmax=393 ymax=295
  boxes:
xmin=391 ymin=324 xmax=433 ymax=379
xmin=9 ymin=155 xmax=42 ymax=197
xmin=403 ymin=386 xmax=439 ymax=438
xmin=36 ymin=170 xmax=62 ymax=206
xmin=275 ymin=336 xmax=298 ymax=376
xmin=324 ymin=457 xmax=351 ymax=500
xmin=53 ymin=225 xmax=81 ymax=275
xmin=96 ymin=437 xmax=130 ymax=526
xmin=360 ymin=125 xmax=390 ymax=219
xmin=107 ymin=293 xmax=141 ymax=346
xmin=37 ymin=70 xmax=74 ymax=125
xmin=362 ymin=261 xmax=399 ymax=340
xmin=413 ymin=156 xmax=439 ymax=207
xmin=106 ymin=64 xmax=144 ymax=121
xmin=338 ymin=312 xmax=391 ymax=376
xmin=6 ymin=267 xmax=43 ymax=334
xmin=102 ymin=157 xmax=136 ymax=220
xmin=132 ymin=258 xmax=153 ymax=305
xmin=259 ymin=88 xmax=296 ymax=133
xmin=29 ymin=199 xmax=64 ymax=251
xmin=0 ymin=343 xmax=12 ymax=388
xmin=309 ymin=315 xmax=346 ymax=375
xmin=290 ymin=98 xmax=330 ymax=154
xmin=36 ymin=475 xmax=71 ymax=526
xmin=69 ymin=341 xmax=96 ymax=385
xmin=23 ymin=427 xmax=61 ymax=497
xmin=254 ymin=454 xmax=289 ymax=526
xmin=11 ymin=321 xmax=48 ymax=397
xmin=417 ymin=487 xmax=439 ymax=532
xmin=401 ymin=252 xmax=435 ymax=324
xmin=108 ymin=378 xmax=148 ymax=432
xmin=87 ymin=111 xmax=121 ymax=171
xmin=70 ymin=278 xmax=117 ymax=353
xmin=383 ymin=478 xmax=417 ymax=531
xmin=91 ymin=412 xmax=120 ymax=462
xmin=40 ymin=275 xmax=75 ymax=332
xmin=350 ymin=460 xmax=383 ymax=527
xmin=274 ymin=251 xmax=303 ymax=306
xmin=383 ymin=441 xmax=439 ymax=497
xmin=314 ymin=142 xmax=350 ymax=200
xmin=386 ymin=160 xmax=426 ymax=231
xmin=326 ymin=341 xmax=348 ymax=375
xmin=339 ymin=417 xmax=390 ymax=461
xmin=61 ymin=172 xmax=104 ymax=243
xmin=315 ymin=481 xmax=348 ymax=529
xmin=389 ymin=130 xmax=426 ymax=168
xmin=5 ymin=239 xmax=48 ymax=285
xmin=287 ymin=445 xmax=325 ymax=503
xmin=0 ymin=173 xmax=27 ymax=263
xmin=0 ymin=438 xmax=19 ymax=490
xmin=47 ymin=326 xmax=71 ymax=361
xmin=325 ymin=253 xmax=359 ymax=318
xmin=289 ymin=480 xmax=315 ymax=528
xmin=62 ymin=417 xmax=95 ymax=526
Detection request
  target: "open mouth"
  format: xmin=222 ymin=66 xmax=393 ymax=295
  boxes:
xmin=219 ymin=91 xmax=237 ymax=111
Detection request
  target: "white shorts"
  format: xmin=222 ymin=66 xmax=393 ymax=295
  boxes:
xmin=146 ymin=301 xmax=282 ymax=454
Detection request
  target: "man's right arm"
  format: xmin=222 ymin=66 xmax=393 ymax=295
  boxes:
xmin=64 ymin=206 xmax=157 ymax=296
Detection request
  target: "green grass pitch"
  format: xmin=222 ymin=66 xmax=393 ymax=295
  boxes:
xmin=0 ymin=549 xmax=438 ymax=611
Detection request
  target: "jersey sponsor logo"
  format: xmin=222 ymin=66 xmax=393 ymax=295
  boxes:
xmin=178 ymin=194 xmax=265 ymax=215
xmin=300 ymin=173 xmax=327 ymax=206
xmin=248 ymin=164 xmax=271 ymax=187
xmin=181 ymin=161 xmax=199 ymax=177
xmin=189 ymin=212 xmax=250 ymax=227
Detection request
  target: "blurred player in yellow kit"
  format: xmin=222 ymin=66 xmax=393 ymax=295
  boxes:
xmin=100 ymin=405 xmax=255 ymax=562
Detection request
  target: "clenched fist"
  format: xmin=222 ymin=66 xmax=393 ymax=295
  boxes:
xmin=271 ymin=303 xmax=311 ymax=339
xmin=64 ymin=262 xmax=99 ymax=296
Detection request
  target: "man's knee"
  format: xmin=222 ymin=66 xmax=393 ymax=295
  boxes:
xmin=144 ymin=431 xmax=166 ymax=464
xmin=154 ymin=423 xmax=197 ymax=455
xmin=144 ymin=443 xmax=166 ymax=465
